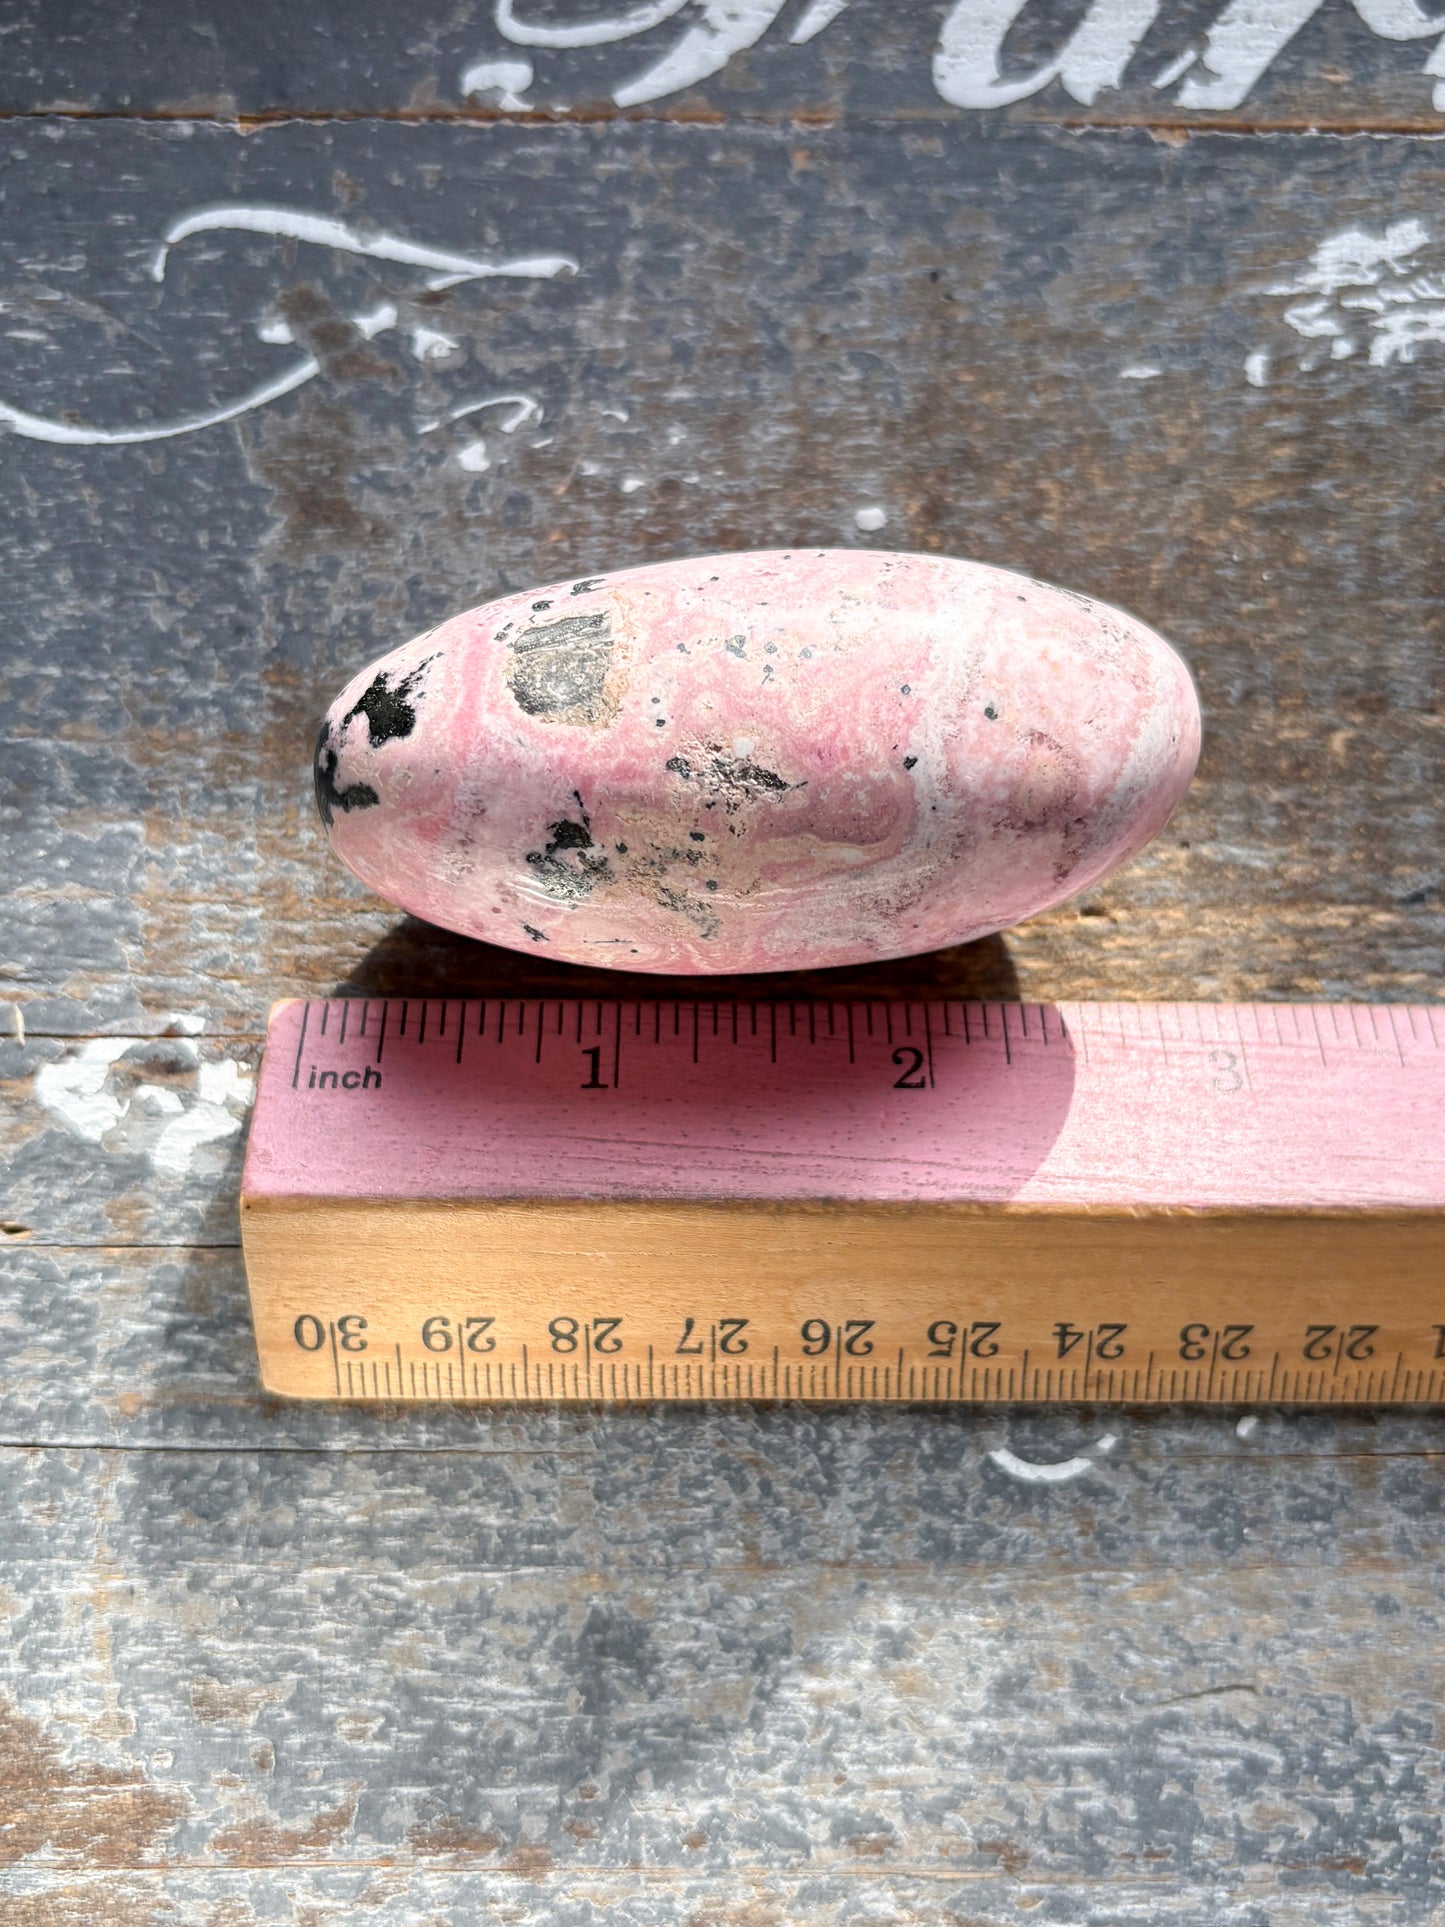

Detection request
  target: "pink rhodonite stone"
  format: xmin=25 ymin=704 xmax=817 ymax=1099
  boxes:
xmin=314 ymin=550 xmax=1200 ymax=973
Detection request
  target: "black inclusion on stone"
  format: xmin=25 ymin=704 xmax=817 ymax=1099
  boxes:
xmin=525 ymin=814 xmax=613 ymax=901
xmin=313 ymin=723 xmax=380 ymax=828
xmin=667 ymin=749 xmax=790 ymax=806
xmin=549 ymin=820 xmax=592 ymax=852
xmin=343 ymin=655 xmax=438 ymax=747
xmin=313 ymin=655 xmax=438 ymax=828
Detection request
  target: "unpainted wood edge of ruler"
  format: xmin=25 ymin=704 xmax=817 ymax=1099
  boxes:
xmin=246 ymin=1392 xmax=1445 ymax=1410
xmin=238 ymin=1194 xmax=1445 ymax=1223
xmin=260 ymin=1399 xmax=1445 ymax=1412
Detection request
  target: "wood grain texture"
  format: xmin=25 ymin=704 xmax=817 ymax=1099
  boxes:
xmin=0 ymin=1480 xmax=1442 ymax=1900
xmin=4 ymin=0 xmax=1445 ymax=132
xmin=3 ymin=118 xmax=1445 ymax=1034
xmin=5 ymin=11 xmax=1445 ymax=1919
xmin=241 ymin=1197 xmax=1445 ymax=1405
xmin=4 ymin=1236 xmax=1445 ymax=1914
xmin=13 ymin=1239 xmax=1445 ymax=1456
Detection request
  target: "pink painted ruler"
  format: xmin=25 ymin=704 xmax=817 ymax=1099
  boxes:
xmin=240 ymin=1000 xmax=1445 ymax=1406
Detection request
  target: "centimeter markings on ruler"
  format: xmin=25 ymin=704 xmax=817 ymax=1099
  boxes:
xmin=315 ymin=1351 xmax=1435 ymax=1409
xmin=240 ymin=997 xmax=1445 ymax=1407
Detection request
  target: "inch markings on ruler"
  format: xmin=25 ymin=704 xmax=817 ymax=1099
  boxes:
xmin=240 ymin=998 xmax=1445 ymax=1407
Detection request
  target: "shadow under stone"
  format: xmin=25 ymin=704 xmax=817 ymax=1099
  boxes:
xmin=334 ymin=916 xmax=1021 ymax=1005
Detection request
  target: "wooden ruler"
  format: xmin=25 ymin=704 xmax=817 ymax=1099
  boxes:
xmin=240 ymin=997 xmax=1445 ymax=1406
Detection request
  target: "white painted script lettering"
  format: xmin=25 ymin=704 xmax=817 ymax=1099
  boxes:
xmin=0 ymin=206 xmax=577 ymax=448
xmin=937 ymin=0 xmax=1445 ymax=110
xmin=790 ymin=0 xmax=852 ymax=44
xmin=934 ymin=0 xmax=1161 ymax=108
xmin=1172 ymin=0 xmax=1325 ymax=109
xmin=491 ymin=0 xmax=791 ymax=106
xmin=151 ymin=205 xmax=576 ymax=292
xmin=475 ymin=0 xmax=1445 ymax=114
xmin=1354 ymin=0 xmax=1445 ymax=108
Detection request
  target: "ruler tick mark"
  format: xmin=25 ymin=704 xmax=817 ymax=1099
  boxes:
xmin=291 ymin=1002 xmax=311 ymax=1089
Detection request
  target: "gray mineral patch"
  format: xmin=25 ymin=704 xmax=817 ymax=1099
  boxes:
xmin=666 ymin=747 xmax=793 ymax=813
xmin=525 ymin=816 xmax=613 ymax=901
xmin=507 ymin=610 xmax=615 ymax=725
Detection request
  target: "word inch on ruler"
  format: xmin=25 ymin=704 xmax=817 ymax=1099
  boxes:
xmin=240 ymin=998 xmax=1445 ymax=1407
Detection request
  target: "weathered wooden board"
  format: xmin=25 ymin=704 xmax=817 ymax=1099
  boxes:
xmin=2 ymin=1034 xmax=255 ymax=1247
xmin=6 ymin=0 xmax=1445 ymax=131
xmin=3 ymin=1258 xmax=1445 ymax=1920
xmin=6 ymin=8 xmax=1445 ymax=1919
xmin=2 ymin=1476 xmax=1443 ymax=1903
xmin=3 ymin=117 xmax=1444 ymax=1035
xmin=0 ymin=1877 xmax=1428 ymax=1927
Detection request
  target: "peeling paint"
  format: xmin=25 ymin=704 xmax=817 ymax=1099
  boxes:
xmin=1254 ymin=219 xmax=1445 ymax=374
xmin=989 ymin=1433 xmax=1117 ymax=1483
xmin=33 ymin=1039 xmax=132 ymax=1141
xmin=32 ymin=1040 xmax=252 ymax=1175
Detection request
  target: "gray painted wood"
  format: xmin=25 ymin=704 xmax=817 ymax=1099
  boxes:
xmin=2 ymin=1036 xmax=256 ymax=1247
xmin=4 ymin=0 xmax=1445 ymax=131
xmin=0 ymin=1876 xmax=1427 ymax=1927
xmin=5 ymin=15 xmax=1445 ymax=1922
xmin=3 ymin=118 xmax=1445 ymax=1035
xmin=4 ymin=1235 xmax=1445 ymax=1910
xmin=2 ymin=1264 xmax=1445 ymax=1917
xmin=1 ymin=1440 xmax=1442 ymax=1901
